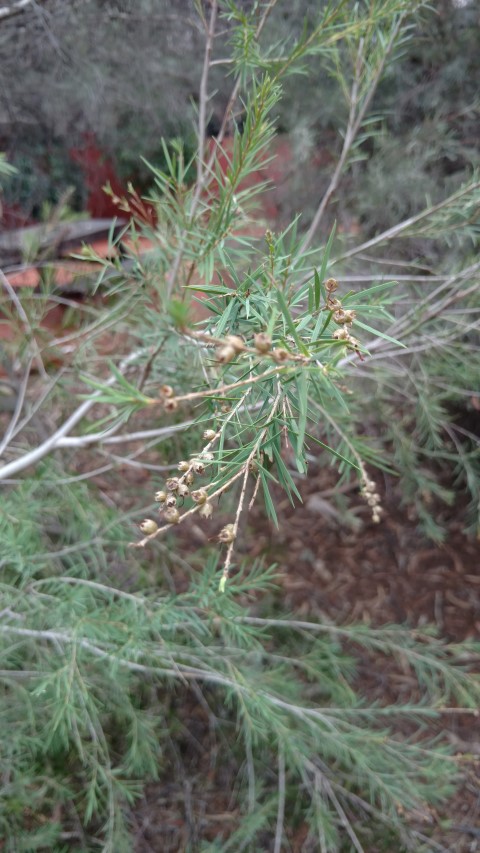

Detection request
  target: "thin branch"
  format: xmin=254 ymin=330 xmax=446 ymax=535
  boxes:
xmin=333 ymin=180 xmax=480 ymax=265
xmin=166 ymin=0 xmax=278 ymax=296
xmin=0 ymin=348 xmax=149 ymax=481
xmin=0 ymin=268 xmax=47 ymax=377
xmin=0 ymin=0 xmax=40 ymax=21
xmin=196 ymin=0 xmax=218 ymax=187
xmin=0 ymin=356 xmax=32 ymax=457
xmin=274 ymin=746 xmax=286 ymax=853
xmin=300 ymin=16 xmax=405 ymax=253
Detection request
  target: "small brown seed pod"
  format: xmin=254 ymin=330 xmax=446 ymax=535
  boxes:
xmin=225 ymin=335 xmax=246 ymax=352
xmin=199 ymin=501 xmax=213 ymax=519
xmin=177 ymin=461 xmax=190 ymax=472
xmin=165 ymin=493 xmax=177 ymax=508
xmin=139 ymin=519 xmax=158 ymax=535
xmin=177 ymin=483 xmax=190 ymax=498
xmin=164 ymin=398 xmax=178 ymax=412
xmin=325 ymin=277 xmax=338 ymax=293
xmin=164 ymin=507 xmax=180 ymax=524
xmin=192 ymin=460 xmax=205 ymax=475
xmin=216 ymin=344 xmax=236 ymax=364
xmin=203 ymin=429 xmax=216 ymax=441
xmin=154 ymin=490 xmax=167 ymax=503
xmin=272 ymin=348 xmax=290 ymax=363
xmin=218 ymin=523 xmax=236 ymax=543
xmin=254 ymin=332 xmax=272 ymax=354
xmin=185 ymin=472 xmax=195 ymax=486
xmin=192 ymin=488 xmax=208 ymax=505
xmin=160 ymin=384 xmax=174 ymax=398
xmin=166 ymin=478 xmax=179 ymax=491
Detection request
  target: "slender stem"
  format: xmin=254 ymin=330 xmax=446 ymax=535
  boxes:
xmin=0 ymin=268 xmax=47 ymax=377
xmin=274 ymin=746 xmax=286 ymax=853
xmin=196 ymin=0 xmax=218 ymax=187
xmin=0 ymin=347 xmax=149 ymax=481
xmin=300 ymin=16 xmax=404 ymax=254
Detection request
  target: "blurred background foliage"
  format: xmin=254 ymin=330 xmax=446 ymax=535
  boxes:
xmin=1 ymin=0 xmax=478 ymax=226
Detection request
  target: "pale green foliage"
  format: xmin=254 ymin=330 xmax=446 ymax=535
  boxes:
xmin=1 ymin=1 xmax=480 ymax=850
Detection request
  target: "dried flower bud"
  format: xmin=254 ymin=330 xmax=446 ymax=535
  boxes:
xmin=343 ymin=310 xmax=356 ymax=324
xmin=192 ymin=488 xmax=208 ymax=505
xmin=333 ymin=328 xmax=349 ymax=340
xmin=218 ymin=523 xmax=236 ymax=543
xmin=192 ymin=460 xmax=205 ymax=475
xmin=327 ymin=296 xmax=342 ymax=310
xmin=160 ymin=384 xmax=174 ymax=398
xmin=272 ymin=348 xmax=290 ymax=363
xmin=166 ymin=478 xmax=179 ymax=491
xmin=165 ymin=493 xmax=177 ymax=508
xmin=164 ymin=507 xmax=180 ymax=524
xmin=177 ymin=483 xmax=190 ymax=498
xmin=177 ymin=460 xmax=190 ymax=472
xmin=140 ymin=519 xmax=158 ymax=535
xmin=185 ymin=472 xmax=195 ymax=485
xmin=164 ymin=398 xmax=178 ymax=412
xmin=225 ymin=335 xmax=245 ymax=352
xmin=325 ymin=277 xmax=338 ymax=293
xmin=254 ymin=332 xmax=272 ymax=354
xmin=333 ymin=309 xmax=347 ymax=325
xmin=154 ymin=490 xmax=167 ymax=503
xmin=199 ymin=501 xmax=213 ymax=519
xmin=203 ymin=429 xmax=216 ymax=441
xmin=216 ymin=344 xmax=236 ymax=364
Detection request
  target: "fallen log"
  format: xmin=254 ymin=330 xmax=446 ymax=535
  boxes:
xmin=0 ymin=218 xmax=127 ymax=265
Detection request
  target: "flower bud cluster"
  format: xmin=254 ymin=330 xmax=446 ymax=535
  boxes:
xmin=326 ymin=279 xmax=359 ymax=350
xmin=361 ymin=475 xmax=382 ymax=524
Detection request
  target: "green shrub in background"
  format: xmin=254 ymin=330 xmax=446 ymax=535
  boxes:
xmin=1 ymin=1 xmax=479 ymax=850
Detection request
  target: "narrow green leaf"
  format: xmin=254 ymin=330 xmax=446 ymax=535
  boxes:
xmin=314 ymin=268 xmax=321 ymax=311
xmin=296 ymin=371 xmax=308 ymax=463
xmin=260 ymin=471 xmax=279 ymax=527
xmin=306 ymin=431 xmax=360 ymax=470
xmin=355 ymin=320 xmax=405 ymax=348
xmin=276 ymin=289 xmax=308 ymax=354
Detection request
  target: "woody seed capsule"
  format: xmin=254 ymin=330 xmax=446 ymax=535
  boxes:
xmin=254 ymin=332 xmax=272 ymax=354
xmin=164 ymin=507 xmax=180 ymax=524
xmin=154 ymin=490 xmax=167 ymax=503
xmin=165 ymin=493 xmax=177 ymax=507
xmin=199 ymin=501 xmax=213 ymax=519
xmin=218 ymin=523 xmax=236 ymax=543
xmin=160 ymin=384 xmax=174 ymax=398
xmin=166 ymin=478 xmax=179 ymax=491
xmin=325 ymin=277 xmax=338 ymax=293
xmin=216 ymin=344 xmax=236 ymax=364
xmin=140 ymin=519 xmax=158 ymax=535
xmin=272 ymin=348 xmax=290 ymax=363
xmin=203 ymin=429 xmax=216 ymax=441
xmin=225 ymin=335 xmax=245 ymax=352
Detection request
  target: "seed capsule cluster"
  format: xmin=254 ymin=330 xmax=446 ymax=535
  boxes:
xmin=137 ymin=426 xmax=221 ymax=538
xmin=325 ymin=278 xmax=360 ymax=350
xmin=361 ymin=475 xmax=383 ymax=524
